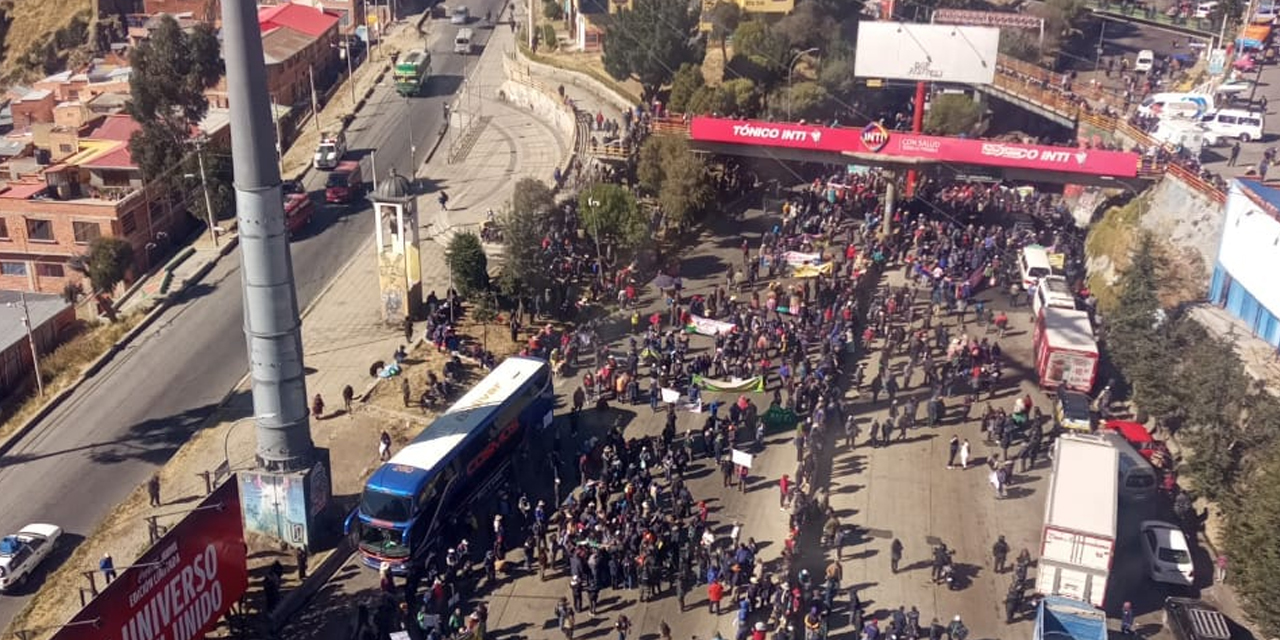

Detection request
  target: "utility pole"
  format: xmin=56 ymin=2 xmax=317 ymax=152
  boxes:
xmin=309 ymin=64 xmax=321 ymax=135
xmin=222 ymin=0 xmax=317 ymax=473
xmin=196 ymin=139 xmax=219 ymax=248
xmin=16 ymin=292 xmax=43 ymax=398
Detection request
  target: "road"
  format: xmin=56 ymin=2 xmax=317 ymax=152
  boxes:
xmin=0 ymin=5 xmax=507 ymax=630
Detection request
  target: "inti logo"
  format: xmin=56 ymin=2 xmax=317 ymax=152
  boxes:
xmin=860 ymin=123 xmax=889 ymax=152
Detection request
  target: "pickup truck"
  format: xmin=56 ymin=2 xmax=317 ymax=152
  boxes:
xmin=0 ymin=524 xmax=63 ymax=591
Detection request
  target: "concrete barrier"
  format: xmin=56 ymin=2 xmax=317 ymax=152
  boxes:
xmin=513 ymin=50 xmax=636 ymax=116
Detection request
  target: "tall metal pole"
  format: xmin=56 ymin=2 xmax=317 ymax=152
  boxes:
xmin=222 ymin=0 xmax=315 ymax=473
xmin=196 ymin=140 xmax=219 ymax=248
xmin=406 ymin=94 xmax=417 ymax=168
xmin=309 ymin=64 xmax=322 ymax=135
xmin=18 ymin=292 xmax=43 ymax=398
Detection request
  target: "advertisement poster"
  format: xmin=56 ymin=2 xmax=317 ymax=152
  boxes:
xmin=1041 ymin=351 xmax=1096 ymax=392
xmin=240 ymin=471 xmax=309 ymax=547
xmin=685 ymin=315 xmax=736 ymax=336
xmin=52 ymin=480 xmax=248 ymax=640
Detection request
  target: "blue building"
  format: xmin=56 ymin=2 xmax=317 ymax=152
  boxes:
xmin=1209 ymin=179 xmax=1280 ymax=347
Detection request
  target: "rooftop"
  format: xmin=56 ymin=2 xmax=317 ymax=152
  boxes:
xmin=0 ymin=182 xmax=49 ymax=200
xmin=0 ymin=291 xmax=70 ymax=354
xmin=258 ymin=3 xmax=339 ymax=37
xmin=261 ymin=26 xmax=317 ymax=65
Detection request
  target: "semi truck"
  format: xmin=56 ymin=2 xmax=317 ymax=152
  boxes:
xmin=1035 ymin=433 xmax=1118 ymax=608
xmin=394 ymin=49 xmax=432 ymax=96
xmin=1034 ymin=596 xmax=1108 ymax=640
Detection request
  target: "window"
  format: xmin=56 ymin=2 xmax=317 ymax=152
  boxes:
xmin=35 ymin=263 xmax=64 ymax=278
xmin=120 ymin=212 xmax=137 ymax=234
xmin=25 ymin=219 xmax=53 ymax=242
xmin=0 ymin=262 xmax=27 ymax=276
xmin=0 ymin=218 xmax=8 ymax=239
xmin=72 ymin=221 xmax=100 ymax=244
xmin=58 ymin=143 xmax=74 ymax=154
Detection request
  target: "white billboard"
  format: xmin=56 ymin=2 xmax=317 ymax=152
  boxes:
xmin=854 ymin=22 xmax=1000 ymax=85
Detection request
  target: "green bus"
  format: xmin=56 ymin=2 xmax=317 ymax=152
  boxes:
xmin=394 ymin=49 xmax=432 ymax=96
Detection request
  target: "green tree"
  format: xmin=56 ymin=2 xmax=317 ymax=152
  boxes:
xmin=1225 ymin=444 xmax=1280 ymax=637
xmin=730 ymin=20 xmax=785 ymax=85
xmin=1044 ymin=0 xmax=1087 ymax=39
xmin=471 ymin=295 xmax=499 ymax=349
xmin=668 ymin=63 xmax=705 ymax=113
xmin=126 ymin=15 xmax=222 ymax=193
xmin=1104 ymin=233 xmax=1180 ymax=421
xmin=69 ymin=236 xmax=135 ymax=321
xmin=638 ymin=136 xmax=713 ymax=228
xmin=818 ymin=54 xmax=858 ymax=103
xmin=579 ymin=183 xmax=647 ymax=254
xmin=446 ymin=232 xmax=489 ymax=298
xmin=499 ymin=178 xmax=557 ymax=296
xmin=772 ymin=81 xmax=830 ymax=121
xmin=602 ymin=0 xmax=699 ymax=101
xmin=707 ymin=2 xmax=741 ymax=65
xmin=999 ymin=30 xmax=1043 ymax=65
xmin=925 ymin=94 xmax=985 ymax=136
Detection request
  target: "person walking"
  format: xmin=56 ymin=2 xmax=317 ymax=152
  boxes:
xmin=1120 ymin=602 xmax=1135 ymax=637
xmin=1229 ymin=140 xmax=1241 ymax=166
xmin=779 ymin=474 xmax=791 ymax=510
xmin=312 ymin=393 xmax=325 ymax=419
xmin=615 ymin=615 xmax=632 ymax=640
xmin=342 ymin=384 xmax=355 ymax=416
xmin=890 ymin=538 xmax=903 ymax=573
xmin=379 ymin=431 xmax=393 ymax=461
xmin=147 ymin=473 xmax=161 ymax=507
xmin=959 ymin=439 xmax=971 ymax=470
xmin=296 ymin=546 xmax=309 ymax=580
xmin=557 ymin=598 xmax=576 ymax=640
xmin=992 ymin=535 xmax=1010 ymax=573
xmin=402 ymin=378 xmax=412 ymax=408
xmin=947 ymin=435 xmax=960 ymax=469
xmin=100 ymin=553 xmax=117 ymax=583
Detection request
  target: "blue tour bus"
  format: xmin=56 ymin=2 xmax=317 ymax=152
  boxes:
xmin=345 ymin=356 xmax=553 ymax=571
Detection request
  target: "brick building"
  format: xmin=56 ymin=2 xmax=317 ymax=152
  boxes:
xmin=0 ymin=111 xmax=230 ymax=295
xmin=206 ymin=3 xmax=340 ymax=110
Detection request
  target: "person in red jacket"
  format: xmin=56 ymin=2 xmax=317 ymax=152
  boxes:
xmin=708 ymin=580 xmax=724 ymax=615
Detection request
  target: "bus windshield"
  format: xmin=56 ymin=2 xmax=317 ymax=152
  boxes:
xmin=360 ymin=488 xmax=413 ymax=522
xmin=359 ymin=524 xmax=410 ymax=559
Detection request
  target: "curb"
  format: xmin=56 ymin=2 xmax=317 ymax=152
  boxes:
xmin=0 ymin=234 xmax=241 ymax=459
xmin=268 ymin=538 xmax=355 ymax=633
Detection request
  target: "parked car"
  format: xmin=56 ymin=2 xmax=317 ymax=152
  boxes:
xmin=1141 ymin=520 xmax=1194 ymax=586
xmin=0 ymin=524 xmax=63 ymax=591
xmin=1201 ymin=108 xmax=1265 ymax=143
xmin=1194 ymin=1 xmax=1218 ymax=18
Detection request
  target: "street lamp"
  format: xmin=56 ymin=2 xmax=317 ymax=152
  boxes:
xmin=185 ymin=137 xmax=219 ymax=248
xmin=787 ymin=47 xmax=820 ymax=121
xmin=333 ymin=39 xmax=358 ymax=107
xmin=587 ymin=197 xmax=605 ymax=286
xmin=221 ymin=413 xmax=276 ymax=480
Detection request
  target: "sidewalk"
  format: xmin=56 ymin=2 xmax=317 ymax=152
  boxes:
xmin=117 ymin=227 xmax=238 ymax=316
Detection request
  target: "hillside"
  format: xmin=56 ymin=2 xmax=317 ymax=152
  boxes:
xmin=0 ymin=0 xmax=94 ymax=85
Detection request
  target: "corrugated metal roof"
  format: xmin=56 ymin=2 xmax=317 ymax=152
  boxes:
xmin=0 ymin=182 xmax=50 ymax=200
xmin=261 ymin=26 xmax=315 ymax=65
xmin=0 ymin=291 xmax=70 ymax=354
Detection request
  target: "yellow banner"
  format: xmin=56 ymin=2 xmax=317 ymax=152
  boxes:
xmin=793 ymin=262 xmax=833 ymax=278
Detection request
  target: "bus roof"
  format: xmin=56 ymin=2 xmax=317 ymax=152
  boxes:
xmin=366 ymin=357 xmax=548 ymax=495
xmin=400 ymin=50 xmax=427 ymax=67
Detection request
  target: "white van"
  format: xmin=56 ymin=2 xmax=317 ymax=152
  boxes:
xmin=1019 ymin=245 xmax=1053 ymax=289
xmin=1152 ymin=119 xmax=1207 ymax=157
xmin=454 ymin=28 xmax=475 ymax=54
xmin=1100 ymin=431 xmax=1159 ymax=502
xmin=1201 ymin=109 xmax=1264 ymax=143
xmin=1034 ymin=275 xmax=1078 ymax=316
xmin=1138 ymin=92 xmax=1214 ymax=120
xmin=1194 ymin=1 xmax=1218 ymax=18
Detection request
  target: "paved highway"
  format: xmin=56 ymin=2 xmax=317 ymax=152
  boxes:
xmin=0 ymin=6 xmax=506 ymax=629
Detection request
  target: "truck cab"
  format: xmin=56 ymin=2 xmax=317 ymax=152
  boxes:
xmin=314 ymin=131 xmax=347 ymax=170
xmin=325 ymin=160 xmax=364 ymax=204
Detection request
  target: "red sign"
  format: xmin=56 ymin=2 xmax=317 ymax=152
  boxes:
xmin=52 ymin=479 xmax=249 ymax=640
xmin=689 ymin=117 xmax=1140 ymax=178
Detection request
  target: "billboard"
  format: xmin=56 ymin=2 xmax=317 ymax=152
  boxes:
xmin=688 ymin=117 xmax=1141 ymax=178
xmin=854 ymin=22 xmax=1000 ymax=84
xmin=52 ymin=479 xmax=248 ymax=640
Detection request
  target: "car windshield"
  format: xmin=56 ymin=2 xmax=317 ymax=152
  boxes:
xmin=326 ymin=172 xmax=351 ymax=188
xmin=358 ymin=523 xmax=410 ymax=558
xmin=1159 ymin=547 xmax=1191 ymax=564
xmin=0 ymin=537 xmax=19 ymax=556
xmin=318 ymin=144 xmax=336 ymax=156
xmin=360 ymin=488 xmax=413 ymax=522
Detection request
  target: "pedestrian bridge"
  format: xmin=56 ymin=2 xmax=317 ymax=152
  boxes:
xmin=663 ymin=116 xmax=1153 ymax=189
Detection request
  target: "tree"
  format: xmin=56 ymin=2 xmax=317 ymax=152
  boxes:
xmin=498 ymin=178 xmax=557 ymax=296
xmin=772 ymin=81 xmax=830 ymax=121
xmin=579 ymin=183 xmax=647 ymax=254
xmin=1225 ymin=444 xmax=1280 ymax=638
xmin=69 ymin=236 xmax=134 ymax=322
xmin=999 ymin=30 xmax=1043 ymax=65
xmin=818 ymin=54 xmax=858 ymax=104
xmin=729 ymin=20 xmax=786 ymax=86
xmin=707 ymin=2 xmax=741 ymax=65
xmin=1104 ymin=233 xmax=1180 ymax=421
xmin=637 ymin=136 xmax=713 ymax=229
xmin=126 ymin=15 xmax=222 ymax=192
xmin=924 ymin=94 xmax=984 ymax=136
xmin=446 ymin=232 xmax=489 ymax=298
xmin=668 ymin=63 xmax=705 ymax=113
xmin=602 ymin=0 xmax=699 ymax=101
xmin=471 ymin=296 xmax=499 ymax=350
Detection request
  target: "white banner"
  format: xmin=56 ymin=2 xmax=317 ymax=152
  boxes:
xmin=661 ymin=388 xmax=682 ymax=404
xmin=686 ymin=315 xmax=736 ymax=336
xmin=782 ymin=251 xmax=822 ymax=266
xmin=731 ymin=449 xmax=754 ymax=468
xmin=854 ymin=22 xmax=1000 ymax=85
